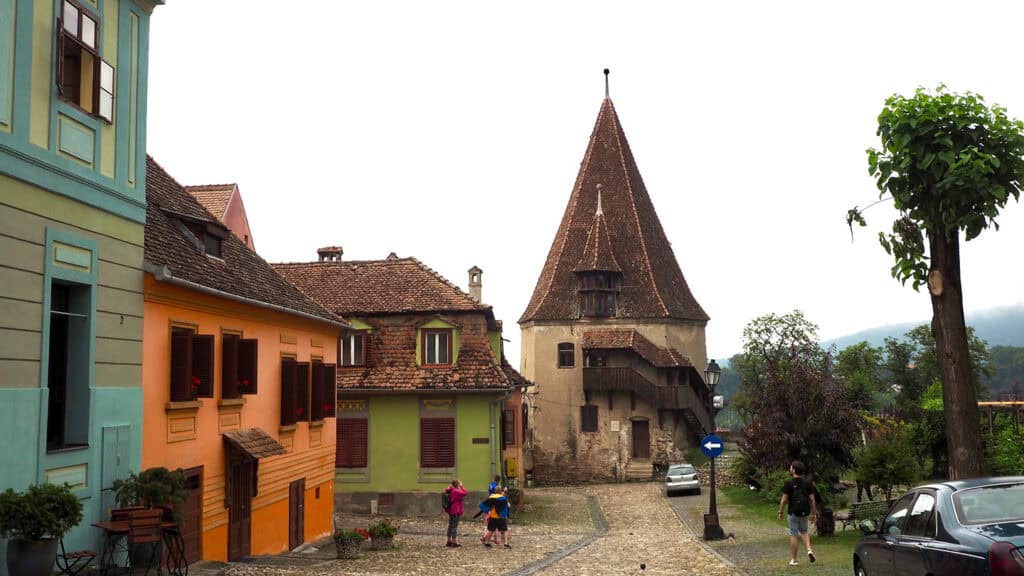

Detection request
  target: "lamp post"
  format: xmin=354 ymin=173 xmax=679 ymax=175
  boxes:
xmin=702 ymin=358 xmax=726 ymax=541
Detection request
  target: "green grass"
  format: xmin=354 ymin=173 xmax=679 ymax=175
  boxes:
xmin=710 ymin=487 xmax=861 ymax=576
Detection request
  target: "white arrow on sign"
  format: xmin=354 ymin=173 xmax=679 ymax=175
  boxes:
xmin=704 ymin=441 xmax=722 ymax=451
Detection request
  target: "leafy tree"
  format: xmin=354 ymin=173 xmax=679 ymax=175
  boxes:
xmin=849 ymin=86 xmax=1024 ymax=478
xmin=741 ymin=343 xmax=861 ymax=483
xmin=984 ymin=345 xmax=1024 ymax=398
xmin=836 ymin=341 xmax=884 ymax=410
xmin=856 ymin=428 xmax=922 ymax=500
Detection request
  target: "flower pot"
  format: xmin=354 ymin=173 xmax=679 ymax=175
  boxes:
xmin=369 ymin=535 xmax=394 ymax=550
xmin=6 ymin=538 xmax=58 ymax=576
xmin=334 ymin=537 xmax=363 ymax=559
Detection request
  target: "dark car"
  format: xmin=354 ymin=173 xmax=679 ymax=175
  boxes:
xmin=853 ymin=477 xmax=1024 ymax=576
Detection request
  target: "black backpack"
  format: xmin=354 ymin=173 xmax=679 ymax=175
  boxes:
xmin=789 ymin=478 xmax=811 ymax=517
xmin=441 ymin=489 xmax=451 ymax=513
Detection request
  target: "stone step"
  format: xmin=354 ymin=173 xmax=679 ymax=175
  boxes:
xmin=624 ymin=460 xmax=653 ymax=481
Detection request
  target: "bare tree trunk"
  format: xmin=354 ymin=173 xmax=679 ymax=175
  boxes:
xmin=928 ymin=230 xmax=985 ymax=479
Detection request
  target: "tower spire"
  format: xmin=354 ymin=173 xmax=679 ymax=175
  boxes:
xmin=603 ymin=68 xmax=610 ymax=98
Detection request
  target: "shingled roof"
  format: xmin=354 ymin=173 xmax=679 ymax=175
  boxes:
xmin=144 ymin=157 xmax=343 ymax=325
xmin=272 ymin=257 xmax=489 ymax=316
xmin=581 ymin=329 xmax=692 ymax=368
xmin=520 ymin=98 xmax=709 ymax=324
xmin=574 ymin=192 xmax=621 ymax=273
xmin=184 ymin=183 xmax=235 ymax=219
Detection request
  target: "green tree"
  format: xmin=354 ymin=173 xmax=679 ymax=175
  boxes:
xmin=856 ymin=428 xmax=922 ymax=500
xmin=836 ymin=341 xmax=884 ymax=409
xmin=850 ymin=86 xmax=1024 ymax=479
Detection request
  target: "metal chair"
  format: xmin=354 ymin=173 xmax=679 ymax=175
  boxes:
xmin=127 ymin=509 xmax=164 ymax=576
xmin=56 ymin=537 xmax=97 ymax=576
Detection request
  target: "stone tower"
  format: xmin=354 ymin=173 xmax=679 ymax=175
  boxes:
xmin=519 ymin=94 xmax=712 ymax=482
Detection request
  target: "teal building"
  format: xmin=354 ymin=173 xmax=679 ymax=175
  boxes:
xmin=0 ymin=0 xmax=161 ymax=569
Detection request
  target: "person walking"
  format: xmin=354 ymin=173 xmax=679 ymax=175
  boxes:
xmin=777 ymin=460 xmax=817 ymax=566
xmin=445 ymin=479 xmax=468 ymax=547
xmin=480 ymin=487 xmax=511 ymax=549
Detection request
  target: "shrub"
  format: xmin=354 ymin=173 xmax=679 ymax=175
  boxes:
xmin=334 ymin=527 xmax=368 ymax=542
xmin=754 ymin=470 xmax=792 ymax=505
xmin=367 ymin=517 xmax=398 ymax=538
xmin=0 ymin=483 xmax=83 ymax=541
xmin=856 ymin=428 xmax=921 ymax=499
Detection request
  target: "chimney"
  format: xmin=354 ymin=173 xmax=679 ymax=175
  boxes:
xmin=317 ymin=246 xmax=343 ymax=262
xmin=468 ymin=266 xmax=483 ymax=303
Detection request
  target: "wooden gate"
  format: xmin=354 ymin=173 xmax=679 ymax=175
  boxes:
xmin=631 ymin=420 xmax=650 ymax=459
xmin=227 ymin=460 xmax=253 ymax=561
xmin=288 ymin=478 xmax=306 ymax=550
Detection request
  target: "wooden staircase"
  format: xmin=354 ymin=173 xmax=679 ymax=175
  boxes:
xmin=625 ymin=459 xmax=653 ymax=481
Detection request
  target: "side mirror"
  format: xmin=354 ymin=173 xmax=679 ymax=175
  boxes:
xmin=858 ymin=520 xmax=877 ymax=535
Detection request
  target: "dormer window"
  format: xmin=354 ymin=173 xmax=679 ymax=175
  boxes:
xmin=340 ymin=332 xmax=367 ymax=367
xmin=183 ymin=220 xmax=225 ymax=259
xmin=577 ymin=271 xmax=621 ymax=317
xmin=57 ymin=0 xmax=114 ymax=123
xmin=422 ymin=329 xmax=452 ymax=366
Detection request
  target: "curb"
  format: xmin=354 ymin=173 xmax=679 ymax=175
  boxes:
xmin=503 ymin=495 xmax=609 ymax=576
xmin=670 ymin=499 xmax=748 ymax=576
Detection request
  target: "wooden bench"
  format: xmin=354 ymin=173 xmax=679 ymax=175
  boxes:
xmin=838 ymin=499 xmax=893 ymax=531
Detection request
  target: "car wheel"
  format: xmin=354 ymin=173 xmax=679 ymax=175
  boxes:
xmin=854 ymin=558 xmax=867 ymax=576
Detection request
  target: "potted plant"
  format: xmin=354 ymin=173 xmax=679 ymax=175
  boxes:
xmin=332 ymin=527 xmax=368 ymax=559
xmin=0 ymin=483 xmax=83 ymax=576
xmin=366 ymin=517 xmax=398 ymax=550
xmin=111 ymin=467 xmax=189 ymax=565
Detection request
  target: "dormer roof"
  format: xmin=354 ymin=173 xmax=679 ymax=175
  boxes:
xmin=520 ymin=98 xmax=708 ymax=324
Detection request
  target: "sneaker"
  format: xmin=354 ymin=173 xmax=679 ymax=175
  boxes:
xmin=808 ymin=550 xmax=815 ymax=563
xmin=789 ymin=560 xmax=799 ymax=566
xmin=504 ymin=544 xmax=511 ymax=549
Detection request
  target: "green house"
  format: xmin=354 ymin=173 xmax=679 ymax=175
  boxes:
xmin=274 ymin=251 xmax=529 ymax=515
xmin=0 ymin=0 xmax=161 ymax=567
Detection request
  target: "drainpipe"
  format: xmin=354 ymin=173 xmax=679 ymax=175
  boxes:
xmin=490 ymin=387 xmax=516 ymax=480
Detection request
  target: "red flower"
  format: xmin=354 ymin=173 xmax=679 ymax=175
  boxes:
xmin=296 ymin=407 xmax=303 ymax=416
xmin=323 ymin=403 xmax=331 ymax=413
xmin=190 ymin=376 xmax=201 ymax=388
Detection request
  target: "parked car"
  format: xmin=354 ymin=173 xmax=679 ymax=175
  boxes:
xmin=665 ymin=463 xmax=701 ymax=496
xmin=853 ymin=477 xmax=1024 ymax=576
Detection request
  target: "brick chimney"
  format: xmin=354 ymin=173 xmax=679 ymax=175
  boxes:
xmin=317 ymin=246 xmax=343 ymax=262
xmin=468 ymin=266 xmax=482 ymax=303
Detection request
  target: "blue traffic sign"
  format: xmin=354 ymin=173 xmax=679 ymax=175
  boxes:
xmin=700 ymin=434 xmax=725 ymax=458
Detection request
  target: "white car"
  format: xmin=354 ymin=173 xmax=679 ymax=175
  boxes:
xmin=665 ymin=463 xmax=701 ymax=496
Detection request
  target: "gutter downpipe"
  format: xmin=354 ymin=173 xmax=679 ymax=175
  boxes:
xmin=490 ymin=382 xmax=528 ymax=480
xmin=144 ymin=262 xmax=351 ymax=329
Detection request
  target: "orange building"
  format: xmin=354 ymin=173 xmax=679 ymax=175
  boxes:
xmin=141 ymin=158 xmax=345 ymax=562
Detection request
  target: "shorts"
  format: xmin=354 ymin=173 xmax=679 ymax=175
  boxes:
xmin=787 ymin=514 xmax=809 ymax=536
xmin=487 ymin=517 xmax=508 ymax=532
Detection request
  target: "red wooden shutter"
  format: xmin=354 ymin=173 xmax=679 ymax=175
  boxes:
xmin=581 ymin=405 xmax=598 ymax=432
xmin=170 ymin=329 xmax=192 ymax=402
xmin=336 ymin=419 xmax=367 ymax=468
xmin=280 ymin=358 xmax=296 ymax=426
xmin=238 ymin=338 xmax=258 ymax=394
xmin=363 ymin=333 xmax=373 ymax=366
xmin=324 ymin=364 xmax=337 ymax=417
xmin=295 ymin=362 xmax=310 ymax=421
xmin=222 ymin=334 xmax=239 ymax=399
xmin=191 ymin=334 xmax=214 ymax=398
xmin=420 ymin=418 xmax=455 ymax=468
xmin=311 ymin=360 xmax=324 ymax=421
xmin=502 ymin=409 xmax=515 ymax=447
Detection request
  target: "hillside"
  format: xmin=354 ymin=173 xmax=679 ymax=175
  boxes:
xmin=823 ymin=304 xmax=1024 ymax=350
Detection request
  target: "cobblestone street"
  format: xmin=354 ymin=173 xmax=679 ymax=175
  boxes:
xmin=192 ymin=483 xmax=736 ymax=576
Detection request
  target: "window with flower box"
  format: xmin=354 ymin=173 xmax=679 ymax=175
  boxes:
xmin=170 ymin=327 xmax=213 ymax=402
xmin=222 ymin=334 xmax=258 ymax=399
xmin=310 ymin=360 xmax=337 ymax=421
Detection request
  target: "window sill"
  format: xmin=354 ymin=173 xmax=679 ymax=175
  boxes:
xmin=166 ymin=400 xmax=202 ymax=413
xmin=309 ymin=420 xmax=324 ymax=429
xmin=420 ymin=364 xmax=454 ymax=369
xmin=279 ymin=424 xmax=297 ymax=434
xmin=46 ymin=444 xmax=89 ymax=455
xmin=218 ymin=398 xmax=245 ymax=408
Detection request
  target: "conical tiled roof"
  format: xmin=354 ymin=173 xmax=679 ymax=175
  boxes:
xmin=574 ymin=202 xmax=621 ymax=273
xmin=520 ymin=98 xmax=708 ymax=323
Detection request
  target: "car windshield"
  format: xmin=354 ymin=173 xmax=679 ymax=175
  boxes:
xmin=953 ymin=483 xmax=1024 ymax=525
xmin=669 ymin=466 xmax=695 ymax=475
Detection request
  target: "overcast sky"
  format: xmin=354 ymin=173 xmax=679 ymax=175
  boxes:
xmin=146 ymin=1 xmax=1024 ymax=365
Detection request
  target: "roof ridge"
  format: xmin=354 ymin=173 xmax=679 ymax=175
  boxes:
xmin=407 ymin=257 xmax=487 ymax=310
xmin=184 ymin=183 xmax=237 ymax=190
xmin=609 ymin=102 xmax=670 ymax=317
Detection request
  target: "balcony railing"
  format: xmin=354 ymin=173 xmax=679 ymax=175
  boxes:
xmin=582 ymin=367 xmax=711 ymax=435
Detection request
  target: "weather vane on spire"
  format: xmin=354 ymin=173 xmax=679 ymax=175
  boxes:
xmin=604 ymin=68 xmax=610 ymax=98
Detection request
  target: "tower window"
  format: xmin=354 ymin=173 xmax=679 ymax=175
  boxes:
xmin=557 ymin=343 xmax=575 ymax=368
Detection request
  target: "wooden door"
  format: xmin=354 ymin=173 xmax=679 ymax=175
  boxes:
xmin=227 ymin=460 xmax=253 ymax=561
xmin=632 ymin=420 xmax=650 ymax=459
xmin=288 ymin=478 xmax=305 ymax=550
xmin=181 ymin=467 xmax=203 ymax=564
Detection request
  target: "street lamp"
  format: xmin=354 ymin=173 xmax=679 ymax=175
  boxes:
xmin=702 ymin=358 xmax=726 ymax=541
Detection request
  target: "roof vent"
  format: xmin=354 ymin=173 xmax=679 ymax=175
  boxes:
xmin=317 ymin=246 xmax=343 ymax=262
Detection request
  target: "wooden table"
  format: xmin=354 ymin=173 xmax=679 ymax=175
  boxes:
xmin=91 ymin=520 xmax=188 ymax=576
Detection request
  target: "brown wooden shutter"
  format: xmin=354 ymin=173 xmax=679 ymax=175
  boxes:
xmin=581 ymin=405 xmax=598 ymax=432
xmin=170 ymin=329 xmax=192 ymax=402
xmin=280 ymin=358 xmax=296 ymax=426
xmin=295 ymin=362 xmax=310 ymax=421
xmin=191 ymin=334 xmax=214 ymax=398
xmin=311 ymin=360 xmax=324 ymax=421
xmin=324 ymin=364 xmax=336 ymax=417
xmin=222 ymin=334 xmax=239 ymax=399
xmin=238 ymin=338 xmax=258 ymax=394
xmin=336 ymin=418 xmax=367 ymax=468
xmin=421 ymin=417 xmax=454 ymax=468
xmin=502 ymin=409 xmax=515 ymax=447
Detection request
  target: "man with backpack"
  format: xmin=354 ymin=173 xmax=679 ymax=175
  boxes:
xmin=777 ymin=460 xmax=817 ymax=566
